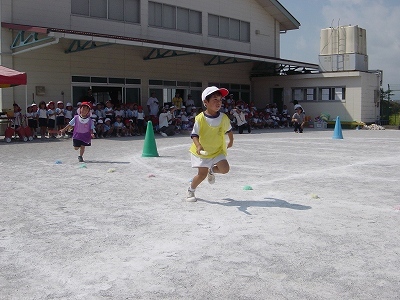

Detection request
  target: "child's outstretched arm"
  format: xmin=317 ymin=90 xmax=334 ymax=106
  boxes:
xmin=60 ymin=124 xmax=72 ymax=134
xmin=227 ymin=131 xmax=234 ymax=148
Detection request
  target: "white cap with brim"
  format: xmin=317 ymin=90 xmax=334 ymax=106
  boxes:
xmin=201 ymin=86 xmax=229 ymax=101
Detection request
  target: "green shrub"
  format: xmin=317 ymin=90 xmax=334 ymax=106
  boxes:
xmin=389 ymin=114 xmax=400 ymax=125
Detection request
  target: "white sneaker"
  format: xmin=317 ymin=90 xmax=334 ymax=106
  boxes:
xmin=207 ymin=169 xmax=215 ymax=184
xmin=160 ymin=132 xmax=168 ymax=137
xmin=186 ymin=190 xmax=197 ymax=202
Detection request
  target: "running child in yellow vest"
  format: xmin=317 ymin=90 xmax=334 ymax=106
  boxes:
xmin=186 ymin=86 xmax=234 ymax=202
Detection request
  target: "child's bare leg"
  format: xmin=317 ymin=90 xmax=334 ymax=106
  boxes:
xmin=80 ymin=146 xmax=85 ymax=157
xmin=190 ymin=167 xmax=208 ymax=189
xmin=212 ymin=159 xmax=230 ymax=174
xmin=40 ymin=126 xmax=46 ymax=138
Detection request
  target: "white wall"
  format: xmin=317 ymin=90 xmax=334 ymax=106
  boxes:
xmin=7 ymin=41 xmax=253 ymax=111
xmin=7 ymin=0 xmax=278 ymax=57
xmin=252 ymin=71 xmax=380 ymax=123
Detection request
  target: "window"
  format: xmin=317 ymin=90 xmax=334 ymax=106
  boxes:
xmin=162 ymin=4 xmax=175 ymax=29
xmin=71 ymin=0 xmax=140 ymax=24
xmin=126 ymin=78 xmax=141 ymax=85
xmin=219 ymin=16 xmax=229 ymax=38
xmin=177 ymin=7 xmax=189 ymax=32
xmin=334 ymin=88 xmax=345 ymax=100
xmin=320 ymin=87 xmax=346 ymax=101
xmin=208 ymin=14 xmax=250 ymax=42
xmin=148 ymin=2 xmax=162 ymax=27
xmin=306 ymin=88 xmax=316 ymax=101
xmin=177 ymin=81 xmax=190 ymax=87
xmin=109 ymin=0 xmax=124 ymax=21
xmin=72 ymin=0 xmax=89 ymax=16
xmin=72 ymin=76 xmax=142 ymax=105
xmin=72 ymin=76 xmax=90 ymax=83
xmin=292 ymin=88 xmax=316 ymax=101
xmin=109 ymin=78 xmax=125 ymax=84
xmin=229 ymin=19 xmax=240 ymax=41
xmin=208 ymin=82 xmax=251 ymax=103
xmin=126 ymin=88 xmax=141 ymax=103
xmin=90 ymin=0 xmax=107 ymax=18
xmin=149 ymin=2 xmax=202 ymax=34
xmin=91 ymin=77 xmax=108 ymax=83
xmin=125 ymin=0 xmax=140 ymax=23
xmin=189 ymin=10 xmax=201 ymax=33
xmin=208 ymin=14 xmax=219 ymax=37
xmin=240 ymin=21 xmax=250 ymax=42
xmin=293 ymin=89 xmax=304 ymax=101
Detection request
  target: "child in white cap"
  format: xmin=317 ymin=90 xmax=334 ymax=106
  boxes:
xmin=186 ymin=86 xmax=234 ymax=202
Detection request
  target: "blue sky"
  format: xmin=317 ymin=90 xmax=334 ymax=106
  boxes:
xmin=279 ymin=0 xmax=400 ymax=97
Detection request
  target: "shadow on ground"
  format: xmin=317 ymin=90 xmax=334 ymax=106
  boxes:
xmin=199 ymin=197 xmax=312 ymax=215
xmin=84 ymin=160 xmax=131 ymax=164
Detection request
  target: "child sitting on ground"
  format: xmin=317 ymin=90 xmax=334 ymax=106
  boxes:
xmin=113 ymin=116 xmax=126 ymax=137
xmin=104 ymin=118 xmax=113 ymax=137
xmin=124 ymin=119 xmax=135 ymax=136
xmin=95 ymin=119 xmax=105 ymax=138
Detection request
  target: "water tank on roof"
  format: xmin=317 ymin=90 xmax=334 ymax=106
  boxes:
xmin=319 ymin=25 xmax=367 ymax=55
xmin=320 ymin=28 xmax=330 ymax=55
xmin=344 ymin=25 xmax=367 ymax=54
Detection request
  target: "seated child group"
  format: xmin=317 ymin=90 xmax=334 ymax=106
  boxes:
xmin=12 ymin=96 xmax=297 ymax=139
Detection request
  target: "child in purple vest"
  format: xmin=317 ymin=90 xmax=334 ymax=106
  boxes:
xmin=60 ymin=102 xmax=95 ymax=162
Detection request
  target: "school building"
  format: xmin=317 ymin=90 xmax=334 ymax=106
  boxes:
xmin=0 ymin=0 xmax=381 ymax=123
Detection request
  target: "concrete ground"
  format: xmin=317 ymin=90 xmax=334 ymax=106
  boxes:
xmin=0 ymin=127 xmax=399 ymax=300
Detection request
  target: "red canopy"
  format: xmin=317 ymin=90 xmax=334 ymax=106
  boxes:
xmin=0 ymin=66 xmax=27 ymax=88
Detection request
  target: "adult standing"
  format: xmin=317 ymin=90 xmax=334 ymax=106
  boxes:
xmin=185 ymin=94 xmax=195 ymax=113
xmin=147 ymin=92 xmax=159 ymax=117
xmin=86 ymin=89 xmax=96 ymax=104
xmin=172 ymin=92 xmax=183 ymax=109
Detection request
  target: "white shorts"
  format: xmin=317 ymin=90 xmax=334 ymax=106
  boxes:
xmin=190 ymin=153 xmax=227 ymax=169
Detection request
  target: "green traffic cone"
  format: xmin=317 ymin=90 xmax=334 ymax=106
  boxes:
xmin=142 ymin=121 xmax=159 ymax=157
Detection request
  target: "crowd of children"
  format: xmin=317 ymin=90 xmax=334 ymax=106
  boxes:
xmin=14 ymin=100 xmax=200 ymax=140
xmin=156 ymin=98 xmax=300 ymax=137
xmin=8 ymin=95 xmax=301 ymax=141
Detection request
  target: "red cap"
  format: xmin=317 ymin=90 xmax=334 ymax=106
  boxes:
xmin=80 ymin=101 xmax=92 ymax=109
